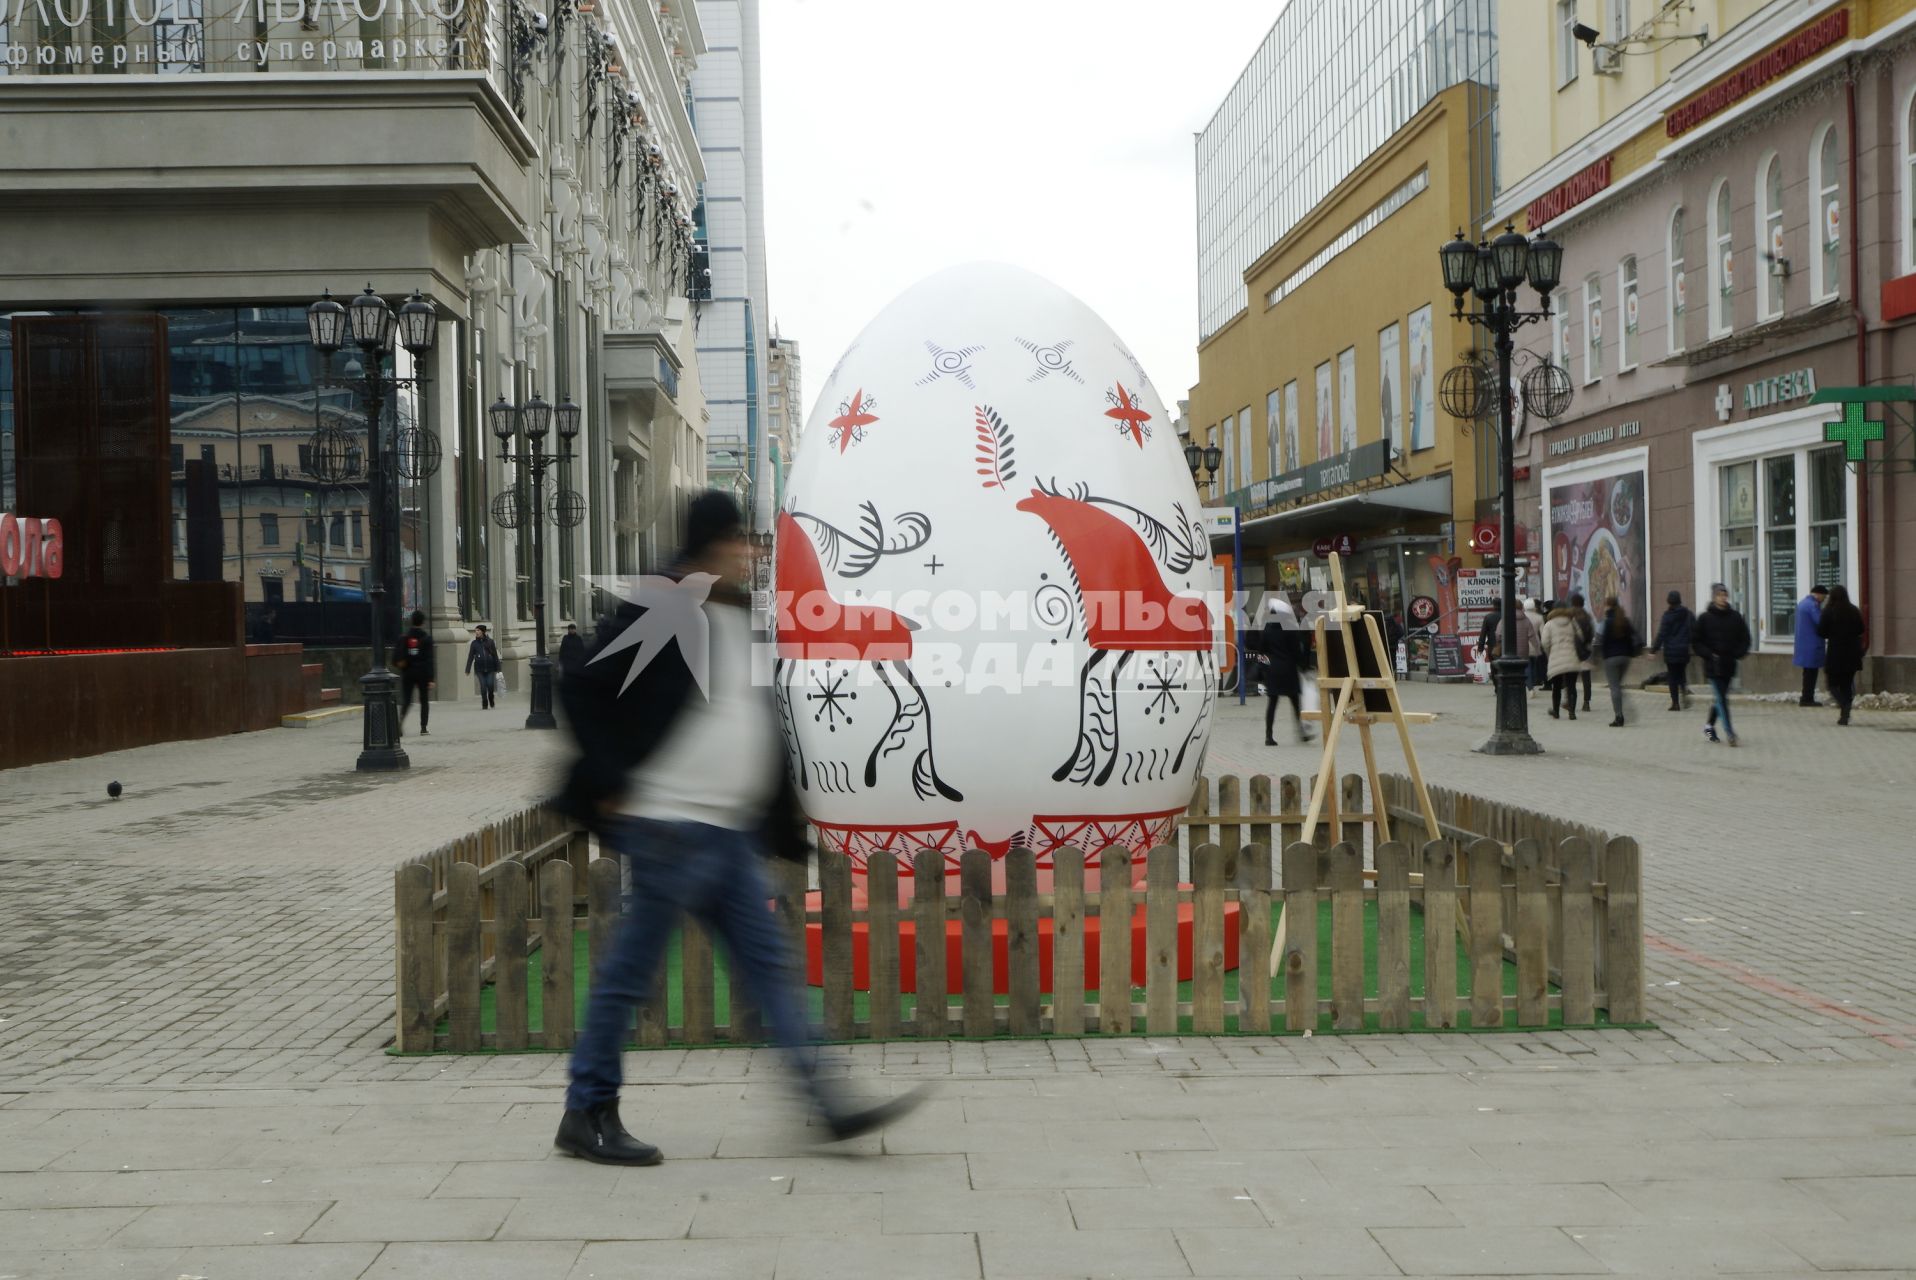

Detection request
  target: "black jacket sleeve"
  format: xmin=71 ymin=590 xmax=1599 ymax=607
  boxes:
xmin=551 ymin=604 xmax=696 ymax=830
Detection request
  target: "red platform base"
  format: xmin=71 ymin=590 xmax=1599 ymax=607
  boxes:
xmin=800 ymin=869 xmax=1241 ymax=995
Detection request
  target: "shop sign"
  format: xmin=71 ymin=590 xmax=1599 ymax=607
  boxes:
xmin=1665 ymin=10 xmax=1851 ymax=138
xmin=1525 ymin=155 xmax=1614 ymax=229
xmin=0 ymin=513 xmax=65 ymax=580
xmin=1312 ymin=534 xmax=1356 ymax=559
xmin=1198 ymin=508 xmax=1239 ymax=536
xmin=1407 ymin=595 xmax=1439 ymax=627
xmin=1 ymin=0 xmax=473 ymax=71
xmin=1225 ymin=439 xmax=1390 ymax=515
xmin=1744 ymin=368 xmax=1817 ymax=413
xmin=1470 ymin=521 xmax=1501 ymax=554
xmin=1546 ymin=420 xmax=1641 ymax=458
xmin=1430 ymin=635 xmax=1466 ymax=678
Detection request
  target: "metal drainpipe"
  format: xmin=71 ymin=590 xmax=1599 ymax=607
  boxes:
xmin=1847 ymin=63 xmax=1874 ymax=655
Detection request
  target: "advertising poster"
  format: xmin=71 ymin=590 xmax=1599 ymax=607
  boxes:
xmin=1546 ymin=469 xmax=1648 ymax=629
xmin=1283 ymin=380 xmax=1299 ymax=476
xmin=1314 ymin=361 xmax=1334 ymax=462
xmin=1378 ymin=322 xmax=1401 ymax=457
xmin=1337 ymin=347 xmax=1358 ymax=454
xmin=1408 ymin=304 xmax=1435 ymax=451
xmin=1266 ymin=388 xmax=1282 ymax=477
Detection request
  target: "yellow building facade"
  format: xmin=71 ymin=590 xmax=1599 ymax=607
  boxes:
xmin=1189 ymin=83 xmax=1494 ymax=677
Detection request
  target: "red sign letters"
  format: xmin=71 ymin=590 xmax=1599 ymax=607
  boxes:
xmin=0 ymin=513 xmax=65 ymax=580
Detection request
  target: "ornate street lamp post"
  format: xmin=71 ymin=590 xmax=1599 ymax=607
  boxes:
xmin=1438 ymin=225 xmax=1564 ymax=756
xmin=306 ymin=286 xmax=439 ymax=772
xmin=492 ymin=392 xmax=583 ymax=729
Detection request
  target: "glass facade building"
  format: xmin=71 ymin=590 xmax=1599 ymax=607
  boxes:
xmin=1196 ymin=0 xmax=1499 ymax=341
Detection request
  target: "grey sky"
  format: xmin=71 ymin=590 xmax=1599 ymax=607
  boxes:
xmin=759 ymin=0 xmax=1285 ymax=428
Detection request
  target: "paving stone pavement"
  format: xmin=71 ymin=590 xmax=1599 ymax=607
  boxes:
xmin=0 ymin=680 xmax=1912 ymax=1277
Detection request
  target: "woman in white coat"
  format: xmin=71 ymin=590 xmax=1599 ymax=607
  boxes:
xmin=1539 ymin=603 xmax=1585 ymax=721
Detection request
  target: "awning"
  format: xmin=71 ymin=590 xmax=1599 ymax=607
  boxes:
xmin=1210 ymin=473 xmax=1453 ymax=550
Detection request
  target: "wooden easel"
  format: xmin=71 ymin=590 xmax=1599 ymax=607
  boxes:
xmin=1270 ymin=552 xmax=1446 ymax=975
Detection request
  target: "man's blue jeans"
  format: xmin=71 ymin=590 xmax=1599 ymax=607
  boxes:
xmin=566 ymin=818 xmax=816 ymax=1112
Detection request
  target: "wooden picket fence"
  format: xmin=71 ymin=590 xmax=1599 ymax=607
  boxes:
xmin=392 ymin=774 xmax=1644 ymax=1052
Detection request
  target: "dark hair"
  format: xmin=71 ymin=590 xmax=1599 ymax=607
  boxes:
xmin=1569 ymin=592 xmax=1585 ymax=608
xmin=1604 ymin=596 xmax=1626 ymax=625
xmin=410 ymin=610 xmax=426 ymax=627
xmin=1826 ymin=584 xmax=1853 ymax=609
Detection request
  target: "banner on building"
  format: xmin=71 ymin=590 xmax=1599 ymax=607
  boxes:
xmin=1544 ymin=467 xmax=1648 ymax=629
xmin=1407 ymin=304 xmax=1435 ymax=452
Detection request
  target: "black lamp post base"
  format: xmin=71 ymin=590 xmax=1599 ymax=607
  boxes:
xmin=525 ymin=654 xmax=558 ymax=730
xmin=1475 ymin=657 xmax=1544 ymax=756
xmin=357 ymin=669 xmax=411 ymax=771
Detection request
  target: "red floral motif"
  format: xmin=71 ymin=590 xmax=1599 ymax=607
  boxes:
xmin=1104 ymin=381 xmax=1152 ymax=448
xmin=828 ymin=389 xmax=878 ymax=454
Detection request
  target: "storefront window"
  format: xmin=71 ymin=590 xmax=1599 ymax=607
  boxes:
xmin=1720 ymin=461 xmax=1757 ymax=618
xmin=1811 ymin=446 xmax=1846 ymax=591
xmin=1764 ymin=455 xmax=1796 ymax=637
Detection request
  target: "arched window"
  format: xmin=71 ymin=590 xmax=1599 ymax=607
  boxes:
xmin=1668 ymin=206 xmax=1686 ymax=355
xmin=1583 ymin=274 xmax=1603 ymax=384
xmin=1619 ymin=256 xmax=1639 ymax=371
xmin=1906 ymin=94 xmax=1916 ymax=273
xmin=1812 ymin=122 xmax=1840 ymax=303
xmin=1709 ymin=179 xmax=1734 ymax=337
xmin=1758 ymin=153 xmax=1784 ymax=321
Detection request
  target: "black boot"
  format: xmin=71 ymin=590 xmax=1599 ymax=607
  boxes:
xmin=555 ymin=1101 xmax=662 ymax=1166
xmin=816 ymin=1083 xmax=933 ymax=1142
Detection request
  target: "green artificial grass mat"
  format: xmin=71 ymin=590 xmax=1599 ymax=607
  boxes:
xmin=415 ymin=899 xmax=1645 ymax=1054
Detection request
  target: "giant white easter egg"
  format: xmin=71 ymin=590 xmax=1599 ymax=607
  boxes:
xmin=774 ymin=263 xmax=1218 ymax=868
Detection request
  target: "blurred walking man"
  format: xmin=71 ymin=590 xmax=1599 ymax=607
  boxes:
xmin=551 ymin=491 xmax=924 ymax=1165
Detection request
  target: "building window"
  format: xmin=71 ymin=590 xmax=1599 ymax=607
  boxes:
xmin=330 ymin=513 xmax=346 ymax=549
xmin=1668 ymin=206 xmax=1686 ymax=355
xmin=306 ymin=516 xmax=324 ymax=546
xmin=1618 ymin=257 xmax=1638 ymax=372
xmin=1758 ymin=152 xmax=1784 ymax=322
xmin=257 ymin=442 xmax=275 ymax=479
xmin=1705 ymin=442 xmax=1853 ymax=647
xmin=259 ymin=513 xmax=279 ymax=546
xmin=1763 ymin=454 xmax=1797 ymax=637
xmin=1709 ymin=178 xmax=1733 ymax=337
xmin=1719 ymin=460 xmax=1757 ymax=618
xmin=1583 ymin=275 xmax=1602 ymax=384
xmin=1813 ymin=122 xmax=1840 ymax=303
xmin=1608 ymin=0 xmax=1629 ymax=44
xmin=1810 ymin=446 xmax=1847 ymax=590
xmin=351 ymin=512 xmax=363 ymax=550
xmin=1557 ymin=0 xmax=1580 ymax=88
xmin=1266 ymin=388 xmax=1282 ymax=478
xmin=1906 ymin=92 xmax=1916 ymax=273
xmin=1551 ymin=289 xmax=1567 ymax=370
xmin=1237 ymin=406 xmax=1252 ymax=488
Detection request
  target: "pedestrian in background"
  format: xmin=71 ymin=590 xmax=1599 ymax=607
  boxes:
xmin=1522 ymin=596 xmax=1547 ymax=694
xmin=1597 ymin=596 xmax=1640 ymax=727
xmin=552 ymin=490 xmax=924 ymax=1167
xmin=1794 ymin=584 xmax=1829 ymax=707
xmin=1817 ymin=584 xmax=1865 ymax=726
xmin=559 ymin=622 xmax=586 ymax=680
xmin=1693 ymin=583 xmax=1751 ymax=746
xmin=1539 ymin=600 xmax=1583 ymax=721
xmin=394 ymin=609 xmax=435 ymax=736
xmin=1651 ymin=590 xmax=1694 ymax=710
xmin=1260 ymin=594 xmax=1314 ymax=745
xmin=1568 ymin=592 xmax=1597 ymax=712
xmin=466 ymin=624 xmax=501 ymax=709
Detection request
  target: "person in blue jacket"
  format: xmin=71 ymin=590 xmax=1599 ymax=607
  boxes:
xmin=1793 ymin=584 xmax=1828 ymax=706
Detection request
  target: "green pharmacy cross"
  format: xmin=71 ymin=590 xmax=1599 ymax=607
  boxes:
xmin=1823 ymin=401 xmax=1886 ymax=461
xmin=1810 ymin=385 xmax=1915 ymax=472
